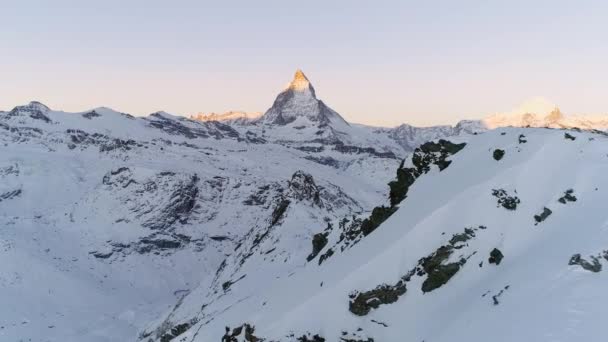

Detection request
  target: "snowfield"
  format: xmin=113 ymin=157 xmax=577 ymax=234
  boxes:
xmin=2 ymin=71 xmax=608 ymax=342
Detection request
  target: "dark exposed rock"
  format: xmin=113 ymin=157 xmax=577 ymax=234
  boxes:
xmin=159 ymin=322 xmax=191 ymax=342
xmin=297 ymin=333 xmax=326 ymax=342
xmin=449 ymin=227 xmax=476 ymax=246
xmin=142 ymin=174 xmax=199 ymax=230
xmin=0 ymin=164 xmax=19 ymax=177
xmin=518 ymin=134 xmax=527 ymax=143
xmin=243 ymin=184 xmax=279 ymax=206
xmin=90 ymin=251 xmax=113 ymax=259
xmin=333 ymin=142 xmax=396 ymax=159
xmin=318 ymin=248 xmax=334 ymax=265
xmin=270 ymin=199 xmax=290 ymax=226
xmin=100 ymin=138 xmax=139 ymax=153
xmin=307 ymin=232 xmax=328 ymax=262
xmin=359 ymin=206 xmax=397 ymax=236
xmin=389 ymin=140 xmax=466 ymax=206
xmin=304 ymin=156 xmax=342 ymax=168
xmin=244 ymin=131 xmax=266 ymax=144
xmin=348 ymin=281 xmax=407 ymax=316
xmin=491 ymin=285 xmax=510 ymax=305
xmin=288 ymin=171 xmax=321 ymax=206
xmin=569 ymin=254 xmax=602 ymax=272
xmin=0 ymin=189 xmax=22 ymax=202
xmin=209 ymin=235 xmax=230 ymax=241
xmin=81 ymin=110 xmax=101 ymax=119
xmin=488 ymin=248 xmax=504 ymax=265
xmin=421 ymin=262 xmax=463 ymax=293
xmin=137 ymin=237 xmax=181 ymax=253
xmin=221 ymin=323 xmax=262 ymax=342
xmin=534 ymin=207 xmax=552 ymax=224
xmin=296 ymin=145 xmax=324 ymax=153
xmin=558 ymin=189 xmax=577 ymax=204
xmin=222 ymin=274 xmax=246 ymax=292
xmin=564 ymin=132 xmax=576 ymax=140
xmin=493 ymin=149 xmax=505 ymax=161
xmin=492 ymin=189 xmax=520 ymax=210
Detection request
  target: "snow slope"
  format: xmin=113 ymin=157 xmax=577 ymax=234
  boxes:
xmin=155 ymin=127 xmax=608 ymax=342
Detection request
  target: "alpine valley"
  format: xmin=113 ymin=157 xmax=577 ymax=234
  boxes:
xmin=2 ymin=71 xmax=608 ymax=342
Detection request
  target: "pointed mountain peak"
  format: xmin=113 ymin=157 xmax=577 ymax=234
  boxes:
xmin=261 ymin=70 xmax=348 ymax=127
xmin=288 ymin=69 xmax=314 ymax=93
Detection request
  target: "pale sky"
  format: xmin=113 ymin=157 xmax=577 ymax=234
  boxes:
xmin=1 ymin=0 xmax=607 ymax=126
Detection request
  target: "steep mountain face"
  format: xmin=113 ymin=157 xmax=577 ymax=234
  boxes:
xmin=147 ymin=127 xmax=608 ymax=342
xmin=261 ymin=70 xmax=349 ymax=128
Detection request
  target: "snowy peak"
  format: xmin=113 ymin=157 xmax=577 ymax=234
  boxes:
xmin=5 ymin=101 xmax=52 ymax=123
xmin=261 ymin=69 xmax=348 ymax=128
xmin=288 ymin=69 xmax=315 ymax=95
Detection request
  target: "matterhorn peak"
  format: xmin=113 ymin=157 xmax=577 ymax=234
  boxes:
xmin=286 ymin=69 xmax=316 ymax=96
xmin=261 ymin=70 xmax=348 ymax=127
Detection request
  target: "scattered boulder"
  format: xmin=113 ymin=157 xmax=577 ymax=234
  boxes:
xmin=488 ymin=248 xmax=504 ymax=265
xmin=534 ymin=207 xmax=552 ymax=224
xmin=492 ymin=189 xmax=520 ymax=210
xmin=558 ymin=189 xmax=577 ymax=204
xmin=564 ymin=132 xmax=576 ymax=140
xmin=518 ymin=134 xmax=527 ymax=143
xmin=493 ymin=149 xmax=505 ymax=161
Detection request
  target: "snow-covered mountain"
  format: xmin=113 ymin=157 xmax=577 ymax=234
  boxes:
xmin=482 ymin=97 xmax=608 ymax=130
xmin=0 ymin=97 xmax=407 ymax=341
xmin=2 ymin=71 xmax=608 ymax=342
xmin=142 ymin=127 xmax=608 ymax=342
xmin=189 ymin=111 xmax=262 ymax=125
xmin=190 ymin=70 xmax=473 ymax=154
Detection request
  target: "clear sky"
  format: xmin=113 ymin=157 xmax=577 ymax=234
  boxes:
xmin=1 ymin=0 xmax=607 ymax=126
